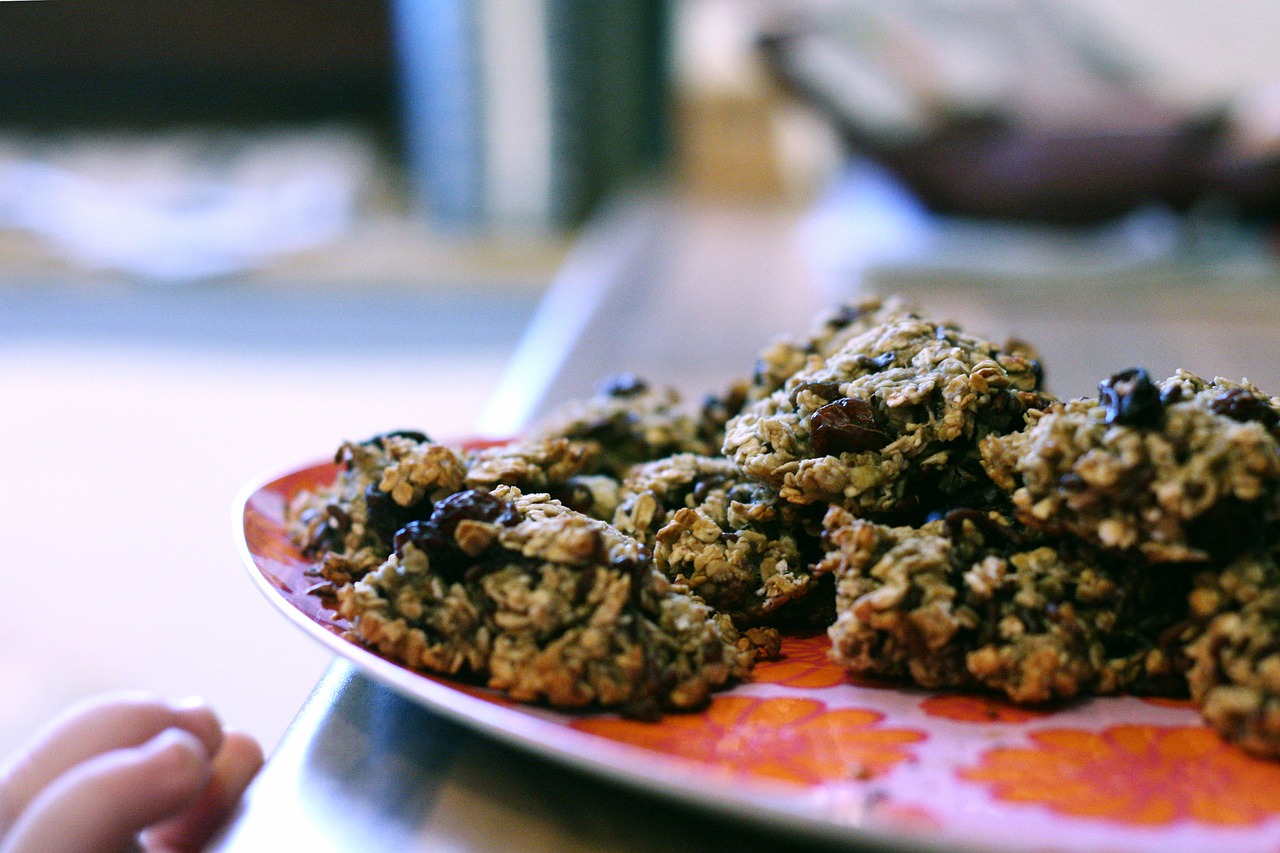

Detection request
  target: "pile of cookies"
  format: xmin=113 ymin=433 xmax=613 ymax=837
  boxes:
xmin=288 ymin=297 xmax=1280 ymax=754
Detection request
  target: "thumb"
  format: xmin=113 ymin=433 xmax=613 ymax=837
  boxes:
xmin=1 ymin=728 xmax=212 ymax=853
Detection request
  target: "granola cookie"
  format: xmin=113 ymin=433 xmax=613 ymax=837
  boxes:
xmin=530 ymin=374 xmax=713 ymax=477
xmin=463 ymin=437 xmax=598 ymax=492
xmin=612 ymin=453 xmax=826 ymax=627
xmin=745 ymin=296 xmax=911 ymax=403
xmin=288 ymin=431 xmax=468 ymax=583
xmin=464 ymin=438 xmax=620 ymax=520
xmin=981 ymin=368 xmax=1280 ymax=562
xmin=818 ymin=506 xmax=1189 ymax=703
xmin=333 ymin=486 xmax=753 ymax=715
xmin=723 ymin=312 xmax=1048 ymax=514
xmin=290 ymin=434 xmax=615 ymax=581
xmin=1184 ymin=549 xmax=1280 ymax=757
xmin=693 ymin=298 xmax=913 ymax=449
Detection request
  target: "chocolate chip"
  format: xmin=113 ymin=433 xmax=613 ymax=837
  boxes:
xmin=810 ymin=397 xmax=890 ymax=455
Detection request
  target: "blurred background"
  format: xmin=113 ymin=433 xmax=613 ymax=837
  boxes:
xmin=2 ymin=0 xmax=1280 ymax=759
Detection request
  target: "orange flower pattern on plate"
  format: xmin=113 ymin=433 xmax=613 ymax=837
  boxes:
xmin=960 ymin=725 xmax=1280 ymax=826
xmin=571 ymin=695 xmax=925 ymax=786
xmin=750 ymin=633 xmax=847 ymax=688
xmin=752 ymin=633 xmax=901 ymax=690
xmin=920 ymin=693 xmax=1053 ymax=724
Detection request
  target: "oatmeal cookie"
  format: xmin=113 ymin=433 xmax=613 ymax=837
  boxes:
xmin=818 ymin=506 xmax=1189 ymax=703
xmin=612 ymin=453 xmax=826 ymax=627
xmin=334 ymin=486 xmax=753 ymax=715
xmin=723 ymin=313 xmax=1048 ymax=514
xmin=1184 ymin=549 xmax=1280 ymax=757
xmin=743 ymin=296 xmax=910 ymax=404
xmin=530 ymin=374 xmax=713 ymax=477
xmin=692 ymin=298 xmax=913 ymax=450
xmin=981 ymin=368 xmax=1280 ymax=562
xmin=463 ymin=437 xmax=598 ymax=492
xmin=289 ymin=434 xmax=618 ymax=581
xmin=463 ymin=438 xmax=620 ymax=520
xmin=288 ymin=431 xmax=468 ymax=583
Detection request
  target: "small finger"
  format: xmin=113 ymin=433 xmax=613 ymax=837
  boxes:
xmin=141 ymin=731 xmax=265 ymax=853
xmin=0 ymin=727 xmax=212 ymax=853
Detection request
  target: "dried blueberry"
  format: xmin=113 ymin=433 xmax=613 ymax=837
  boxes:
xmin=363 ymin=430 xmax=431 ymax=449
xmin=300 ymin=506 xmax=345 ymax=557
xmin=1059 ymin=472 xmax=1087 ymax=492
xmin=614 ymin=546 xmax=655 ymax=604
xmin=810 ymin=397 xmax=890 ymax=456
xmin=1029 ymin=359 xmax=1045 ymax=389
xmin=940 ymin=508 xmax=1019 ymax=545
xmin=855 ymin=352 xmax=896 ymax=372
xmin=700 ymin=383 xmax=748 ymax=426
xmin=751 ymin=358 xmax=769 ymax=386
xmin=825 ymin=303 xmax=868 ymax=330
xmin=1099 ymin=368 xmax=1163 ymax=428
xmin=364 ymin=485 xmax=428 ymax=544
xmin=554 ymin=480 xmax=597 ymax=514
xmin=1159 ymin=383 xmax=1185 ymax=405
xmin=394 ymin=490 xmax=520 ymax=582
xmin=1185 ymin=497 xmax=1267 ymax=561
xmin=599 ymin=373 xmax=648 ymax=398
xmin=393 ymin=519 xmax=449 ymax=564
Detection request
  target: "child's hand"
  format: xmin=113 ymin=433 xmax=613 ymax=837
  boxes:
xmin=0 ymin=693 xmax=263 ymax=853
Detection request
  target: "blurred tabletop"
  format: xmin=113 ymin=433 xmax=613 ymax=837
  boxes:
xmin=211 ymin=188 xmax=1280 ymax=852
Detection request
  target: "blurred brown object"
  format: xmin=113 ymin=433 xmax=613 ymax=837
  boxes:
xmin=757 ymin=4 xmax=1280 ymax=225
